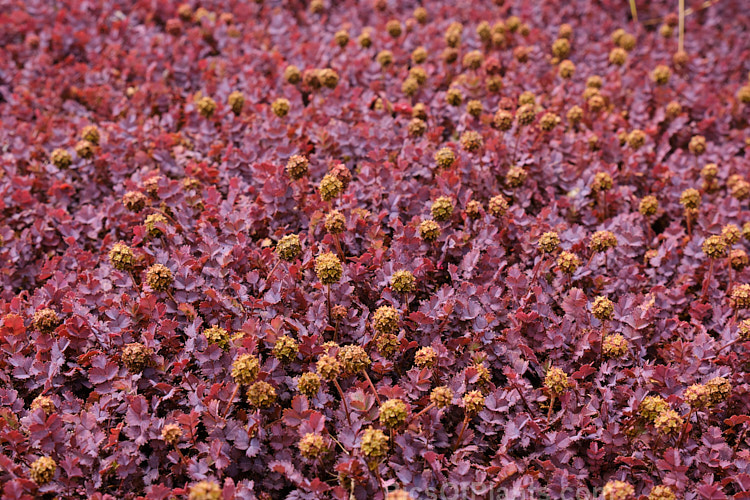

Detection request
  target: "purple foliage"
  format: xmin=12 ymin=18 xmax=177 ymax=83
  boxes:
xmin=1 ymin=0 xmax=750 ymax=499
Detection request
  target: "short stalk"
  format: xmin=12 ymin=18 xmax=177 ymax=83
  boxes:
xmin=144 ymin=206 xmax=184 ymax=232
xmin=333 ymin=379 xmax=352 ymax=426
xmin=645 ymin=217 xmax=655 ymax=246
xmin=678 ymin=0 xmax=685 ymax=52
xmin=374 ymin=467 xmax=387 ymax=498
xmin=174 ymin=444 xmax=187 ymax=465
xmin=266 ymin=260 xmax=280 ymax=283
xmin=530 ymin=255 xmax=544 ymax=286
xmin=327 ymin=285 xmax=332 ymax=324
xmin=733 ymin=424 xmax=748 ymax=452
xmin=333 ymin=234 xmax=345 ymax=261
xmin=716 ymin=338 xmax=741 ymax=356
xmin=678 ymin=408 xmax=694 ymax=447
xmin=701 ymin=259 xmax=715 ymax=302
xmin=529 ymin=130 xmax=545 ymax=152
xmin=586 ymin=252 xmax=597 ymax=270
xmin=547 ymin=395 xmax=556 ymax=421
xmin=222 ymin=384 xmax=240 ymax=418
xmin=452 ymin=415 xmax=470 ymax=452
xmin=329 ymin=435 xmax=351 ymax=455
xmin=513 ymin=382 xmax=534 ymax=415
xmin=402 ymin=293 xmax=411 ymax=317
xmin=413 ymin=402 xmax=435 ymax=419
xmin=629 ymin=0 xmax=638 ymax=23
xmin=511 ymin=127 xmax=525 ymax=163
xmin=361 ymin=370 xmax=382 ymax=405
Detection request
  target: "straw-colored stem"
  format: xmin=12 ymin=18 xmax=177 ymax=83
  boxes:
xmin=629 ymin=0 xmax=638 ymax=23
xmin=413 ymin=402 xmax=435 ymax=419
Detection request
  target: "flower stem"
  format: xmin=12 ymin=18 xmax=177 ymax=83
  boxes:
xmin=403 ymin=293 xmax=411 ymax=317
xmin=701 ymin=258 xmax=715 ymax=302
xmin=413 ymin=402 xmax=435 ymax=419
xmin=512 ymin=127 xmax=524 ymax=163
xmin=547 ymin=394 xmax=556 ymax=421
xmin=333 ymin=379 xmax=352 ymax=426
xmin=678 ymin=0 xmax=685 ymax=52
xmin=513 ymin=382 xmax=534 ymax=415
xmin=629 ymin=0 xmax=638 ymax=23
xmin=452 ymin=416 xmax=470 ymax=452
xmin=327 ymin=284 xmax=332 ymax=324
xmin=144 ymin=206 xmax=184 ymax=232
xmin=530 ymin=255 xmax=544 ymax=285
xmin=266 ymin=260 xmax=280 ymax=282
xmin=716 ymin=338 xmax=741 ymax=356
xmin=222 ymin=384 xmax=240 ymax=419
xmin=374 ymin=468 xmax=387 ymax=498
xmin=329 ymin=435 xmax=351 ymax=455
xmin=586 ymin=252 xmax=596 ymax=270
xmin=174 ymin=444 xmax=187 ymax=465
xmin=361 ymin=370 xmax=382 ymax=405
xmin=678 ymin=408 xmax=694 ymax=447
xmin=333 ymin=234 xmax=345 ymax=261
xmin=646 ymin=216 xmax=655 ymax=246
xmin=733 ymin=424 xmax=748 ymax=452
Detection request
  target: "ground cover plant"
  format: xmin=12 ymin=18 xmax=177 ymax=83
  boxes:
xmin=1 ymin=0 xmax=750 ymax=498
